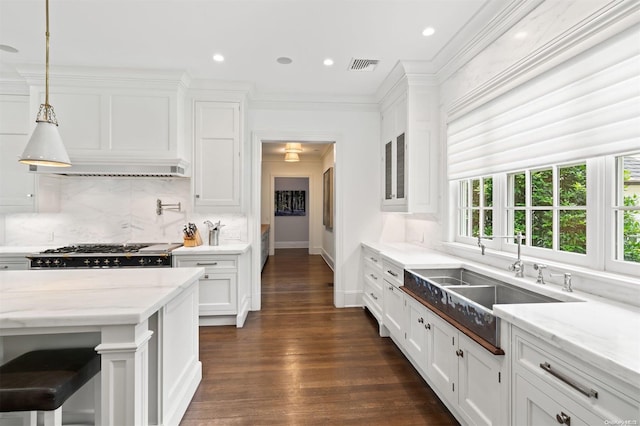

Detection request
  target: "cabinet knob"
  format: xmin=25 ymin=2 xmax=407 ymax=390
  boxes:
xmin=195 ymin=194 xmax=200 ymax=199
xmin=388 ymin=286 xmax=394 ymax=291
xmin=555 ymin=412 xmax=571 ymax=425
xmin=1 ymin=265 xmax=8 ymax=269
xmin=418 ymin=317 xmax=424 ymax=324
xmin=203 ymin=274 xmax=209 ymax=279
xmin=425 ymin=323 xmax=431 ymax=330
xmin=456 ymin=349 xmax=464 ymax=358
xmin=26 ymin=193 xmax=34 ymax=198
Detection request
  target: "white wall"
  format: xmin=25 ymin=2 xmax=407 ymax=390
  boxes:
xmin=274 ymin=177 xmax=310 ymax=248
xmin=250 ymin=105 xmax=381 ymax=307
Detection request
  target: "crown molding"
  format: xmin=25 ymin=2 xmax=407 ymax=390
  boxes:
xmin=446 ymin=0 xmax=640 ymax=121
xmin=15 ymin=65 xmax=191 ymax=92
xmin=249 ymin=93 xmax=379 ymax=112
xmin=434 ymin=0 xmax=544 ymax=84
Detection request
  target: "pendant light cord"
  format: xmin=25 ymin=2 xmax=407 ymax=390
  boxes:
xmin=44 ymin=0 xmax=50 ymax=110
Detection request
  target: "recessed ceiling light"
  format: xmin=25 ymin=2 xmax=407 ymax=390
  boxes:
xmin=514 ymin=31 xmax=528 ymax=39
xmin=422 ymin=27 xmax=435 ymax=37
xmin=323 ymin=58 xmax=334 ymax=66
xmin=212 ymin=54 xmax=224 ymax=62
xmin=277 ymin=56 xmax=293 ymax=65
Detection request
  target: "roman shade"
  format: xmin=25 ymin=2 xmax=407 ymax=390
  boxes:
xmin=447 ymin=25 xmax=640 ymax=180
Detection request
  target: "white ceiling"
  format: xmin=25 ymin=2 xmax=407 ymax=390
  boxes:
xmin=262 ymin=142 xmax=333 ymax=159
xmin=0 ymin=0 xmax=505 ymax=98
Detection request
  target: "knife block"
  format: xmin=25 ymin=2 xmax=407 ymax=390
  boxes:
xmin=183 ymin=230 xmax=203 ymax=247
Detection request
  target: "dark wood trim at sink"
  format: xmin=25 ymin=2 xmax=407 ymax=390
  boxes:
xmin=402 ymin=287 xmax=505 ymax=356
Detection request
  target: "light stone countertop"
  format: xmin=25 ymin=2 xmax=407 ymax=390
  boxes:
xmin=172 ymin=243 xmax=250 ymax=255
xmin=0 ymin=246 xmax=56 ymax=256
xmin=362 ymin=241 xmax=640 ymax=389
xmin=0 ymin=267 xmax=204 ymax=329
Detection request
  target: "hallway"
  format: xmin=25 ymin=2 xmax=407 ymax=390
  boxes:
xmin=180 ymin=249 xmax=459 ymax=425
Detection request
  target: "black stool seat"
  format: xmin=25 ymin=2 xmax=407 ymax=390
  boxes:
xmin=0 ymin=348 xmax=100 ymax=412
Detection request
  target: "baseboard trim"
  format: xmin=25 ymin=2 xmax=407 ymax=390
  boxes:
xmin=274 ymin=241 xmax=309 ymax=249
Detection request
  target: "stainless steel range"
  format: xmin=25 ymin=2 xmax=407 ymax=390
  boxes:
xmin=27 ymin=243 xmax=183 ymax=269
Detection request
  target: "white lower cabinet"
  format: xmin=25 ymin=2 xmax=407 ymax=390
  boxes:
xmin=511 ymin=326 xmax=639 ymax=426
xmin=361 ymin=246 xmax=384 ymax=326
xmin=173 ymin=250 xmax=250 ymax=327
xmin=390 ymin=286 xmax=506 ymax=426
xmin=383 ymin=279 xmax=405 ymax=342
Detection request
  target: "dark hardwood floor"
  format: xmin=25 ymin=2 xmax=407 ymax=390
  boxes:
xmin=180 ymin=248 xmax=459 ymax=425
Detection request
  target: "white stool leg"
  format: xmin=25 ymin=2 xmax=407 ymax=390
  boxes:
xmin=25 ymin=412 xmax=37 ymax=426
xmin=43 ymin=408 xmax=61 ymax=426
xmin=94 ymin=374 xmax=102 ymax=426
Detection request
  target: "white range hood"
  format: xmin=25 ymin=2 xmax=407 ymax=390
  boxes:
xmin=28 ymin=158 xmax=190 ymax=177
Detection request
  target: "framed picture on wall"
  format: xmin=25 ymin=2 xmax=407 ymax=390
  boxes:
xmin=275 ymin=190 xmax=306 ymax=216
xmin=323 ymin=167 xmax=333 ymax=230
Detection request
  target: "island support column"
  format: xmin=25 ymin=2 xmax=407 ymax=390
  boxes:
xmin=96 ymin=320 xmax=153 ymax=426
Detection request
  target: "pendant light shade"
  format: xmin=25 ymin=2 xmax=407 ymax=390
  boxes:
xmin=20 ymin=119 xmax=71 ymax=166
xmin=19 ymin=0 xmax=71 ymax=167
xmin=284 ymin=143 xmax=302 ymax=153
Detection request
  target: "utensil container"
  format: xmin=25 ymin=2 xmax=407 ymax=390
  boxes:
xmin=209 ymin=229 xmax=220 ymax=246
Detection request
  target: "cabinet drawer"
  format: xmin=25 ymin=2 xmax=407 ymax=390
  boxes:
xmin=513 ymin=329 xmax=639 ymax=421
xmin=174 ymin=257 xmax=237 ymax=271
xmin=382 ymin=260 xmax=403 ymax=287
xmin=362 ymin=247 xmax=382 ymax=271
xmin=363 ymin=279 xmax=382 ymax=319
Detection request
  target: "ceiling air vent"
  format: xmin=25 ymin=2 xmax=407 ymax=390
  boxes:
xmin=348 ymin=58 xmax=379 ymax=72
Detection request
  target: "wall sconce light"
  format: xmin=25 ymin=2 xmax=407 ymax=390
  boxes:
xmin=284 ymin=152 xmax=300 ymax=162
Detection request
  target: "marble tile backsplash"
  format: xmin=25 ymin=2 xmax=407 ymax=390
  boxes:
xmin=2 ymin=176 xmax=247 ymax=246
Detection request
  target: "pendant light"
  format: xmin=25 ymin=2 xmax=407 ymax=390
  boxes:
xmin=284 ymin=152 xmax=300 ymax=162
xmin=283 ymin=142 xmax=301 ymax=162
xmin=19 ymin=0 xmax=71 ymax=167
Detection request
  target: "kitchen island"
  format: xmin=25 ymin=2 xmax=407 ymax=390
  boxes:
xmin=0 ymin=267 xmax=204 ymax=426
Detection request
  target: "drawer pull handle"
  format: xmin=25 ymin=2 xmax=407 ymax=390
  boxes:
xmin=418 ymin=317 xmax=424 ymax=324
xmin=1 ymin=265 xmax=8 ymax=269
xmin=425 ymin=323 xmax=431 ymax=330
xmin=196 ymin=262 xmax=219 ymax=266
xmin=555 ymin=412 xmax=571 ymax=425
xmin=456 ymin=349 xmax=464 ymax=358
xmin=369 ymin=274 xmax=378 ymax=280
xmin=387 ymin=270 xmax=398 ymax=277
xmin=203 ymin=274 xmax=209 ymax=279
xmin=370 ymin=293 xmax=378 ymax=301
xmin=370 ymin=257 xmax=378 ymax=263
xmin=540 ymin=362 xmax=598 ymax=399
xmin=388 ymin=286 xmax=394 ymax=291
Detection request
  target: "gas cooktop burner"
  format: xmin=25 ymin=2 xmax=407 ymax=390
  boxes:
xmin=28 ymin=243 xmax=183 ymax=269
xmin=42 ymin=244 xmax=150 ymax=254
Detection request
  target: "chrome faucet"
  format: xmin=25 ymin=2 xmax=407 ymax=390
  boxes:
xmin=533 ymin=263 xmax=547 ymax=284
xmin=477 ymin=232 xmax=525 ymax=277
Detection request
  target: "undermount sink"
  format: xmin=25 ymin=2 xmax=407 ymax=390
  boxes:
xmin=404 ymin=267 xmax=574 ymax=347
xmin=448 ymin=284 xmax=562 ymax=310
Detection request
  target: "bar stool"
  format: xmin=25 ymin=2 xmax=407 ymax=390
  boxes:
xmin=0 ymin=348 xmax=100 ymax=426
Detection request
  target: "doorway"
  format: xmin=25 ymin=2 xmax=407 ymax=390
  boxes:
xmin=251 ymin=134 xmax=339 ymax=311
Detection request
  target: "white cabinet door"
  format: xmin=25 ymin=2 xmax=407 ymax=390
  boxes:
xmin=381 ymin=94 xmax=407 ymax=208
xmin=194 ymin=101 xmax=241 ymax=209
xmin=457 ymin=333 xmax=504 ymax=426
xmin=382 ymin=281 xmax=405 ymax=343
xmin=199 ymin=273 xmax=237 ymax=315
xmin=405 ymin=297 xmax=428 ymax=373
xmin=427 ymin=313 xmax=457 ymax=405
xmin=514 ymin=373 xmax=598 ymax=426
xmin=0 ymin=95 xmax=35 ymax=212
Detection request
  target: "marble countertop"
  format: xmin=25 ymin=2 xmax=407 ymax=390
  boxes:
xmin=0 ymin=267 xmax=204 ymax=329
xmin=0 ymin=246 xmax=56 ymax=256
xmin=362 ymin=241 xmax=640 ymax=389
xmin=172 ymin=243 xmax=250 ymax=255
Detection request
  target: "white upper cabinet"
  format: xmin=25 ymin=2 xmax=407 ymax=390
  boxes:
xmin=19 ymin=67 xmax=189 ymax=169
xmin=0 ymin=94 xmax=35 ymax=212
xmin=379 ymin=63 xmax=439 ymax=214
xmin=193 ymin=101 xmax=241 ymax=210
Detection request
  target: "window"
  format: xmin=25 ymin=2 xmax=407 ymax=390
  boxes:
xmin=459 ymin=177 xmax=493 ymax=238
xmin=615 ymin=154 xmax=640 ymax=263
xmin=507 ymin=163 xmax=586 ymax=254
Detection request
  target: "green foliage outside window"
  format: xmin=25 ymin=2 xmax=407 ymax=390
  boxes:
xmin=623 ymin=170 xmax=640 ymax=263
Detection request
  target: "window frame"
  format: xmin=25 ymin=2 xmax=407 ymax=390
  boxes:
xmin=452 ymin=157 xmax=640 ymax=272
